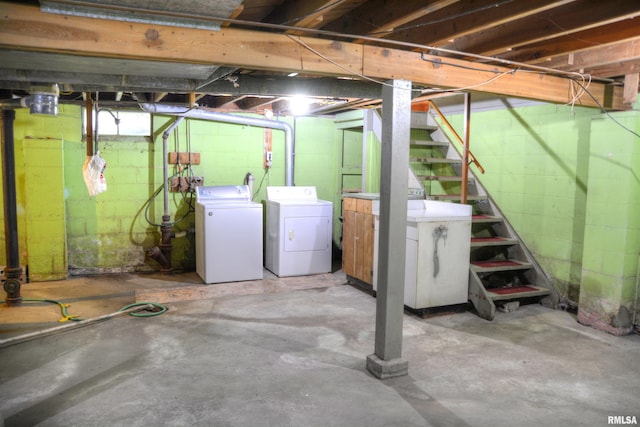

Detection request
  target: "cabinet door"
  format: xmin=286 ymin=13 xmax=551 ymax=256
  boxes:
xmin=354 ymin=211 xmax=365 ymax=280
xmin=361 ymin=212 xmax=374 ymax=283
xmin=342 ymin=208 xmax=356 ymax=277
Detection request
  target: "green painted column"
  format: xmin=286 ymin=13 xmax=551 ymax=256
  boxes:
xmin=23 ymin=137 xmax=67 ymax=281
xmin=578 ymin=111 xmax=640 ymax=335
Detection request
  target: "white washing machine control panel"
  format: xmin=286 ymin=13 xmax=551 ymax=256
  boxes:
xmin=196 ymin=185 xmax=251 ymax=203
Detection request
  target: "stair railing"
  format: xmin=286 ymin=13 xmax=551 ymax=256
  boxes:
xmin=427 ymin=100 xmax=485 ymax=174
xmin=425 ymin=99 xmax=485 ymax=203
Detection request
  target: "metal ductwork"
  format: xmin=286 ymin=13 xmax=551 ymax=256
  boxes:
xmin=0 ymin=85 xmax=60 ymax=117
xmin=40 ymin=0 xmax=243 ymax=30
xmin=139 ymin=103 xmax=295 ymax=275
xmin=140 ymin=103 xmax=295 ymax=186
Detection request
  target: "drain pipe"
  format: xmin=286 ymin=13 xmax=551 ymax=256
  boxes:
xmin=147 ymin=116 xmax=185 ymax=274
xmin=1 ymin=110 xmax=23 ymax=305
xmin=140 ymin=103 xmax=295 ymax=186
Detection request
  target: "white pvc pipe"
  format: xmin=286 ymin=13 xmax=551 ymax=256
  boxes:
xmin=140 ymin=103 xmax=295 ymax=186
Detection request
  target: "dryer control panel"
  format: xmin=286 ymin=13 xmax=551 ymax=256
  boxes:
xmin=266 ymin=186 xmax=317 ymax=202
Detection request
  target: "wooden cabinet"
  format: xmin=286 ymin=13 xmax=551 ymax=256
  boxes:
xmin=342 ymin=197 xmax=376 ymax=285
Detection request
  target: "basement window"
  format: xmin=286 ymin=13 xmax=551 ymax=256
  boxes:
xmin=82 ymin=108 xmax=151 ymax=140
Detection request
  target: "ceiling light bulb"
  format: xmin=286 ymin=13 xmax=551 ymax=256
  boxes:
xmin=289 ymin=96 xmax=310 ymax=116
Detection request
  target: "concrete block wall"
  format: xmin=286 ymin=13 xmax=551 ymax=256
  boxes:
xmin=578 ymin=110 xmax=640 ymax=334
xmin=0 ymin=106 xmax=76 ymax=281
xmin=446 ymin=104 xmax=594 ymax=302
xmin=2 ymin=106 xmax=341 ymax=277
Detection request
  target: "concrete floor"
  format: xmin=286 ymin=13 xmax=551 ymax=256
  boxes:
xmin=1 ymin=271 xmax=639 ymax=427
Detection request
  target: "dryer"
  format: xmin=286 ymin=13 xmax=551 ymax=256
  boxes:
xmin=195 ymin=185 xmax=263 ymax=284
xmin=265 ymin=186 xmax=333 ymax=277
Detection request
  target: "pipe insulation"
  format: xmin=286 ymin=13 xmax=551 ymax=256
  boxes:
xmin=140 ymin=103 xmax=295 ymax=186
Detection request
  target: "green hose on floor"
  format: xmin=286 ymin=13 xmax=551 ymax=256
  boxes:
xmin=0 ymin=298 xmax=167 ymax=322
xmin=119 ymin=302 xmax=167 ymax=317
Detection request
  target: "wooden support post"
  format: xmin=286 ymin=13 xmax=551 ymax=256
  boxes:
xmin=623 ymin=73 xmax=639 ymax=104
xmin=461 ymin=93 xmax=471 ymax=204
xmin=85 ymin=93 xmax=93 ymax=156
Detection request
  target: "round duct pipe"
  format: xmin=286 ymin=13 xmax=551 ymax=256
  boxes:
xmin=0 ymin=85 xmax=60 ymax=116
xmin=140 ymin=103 xmax=295 ymax=186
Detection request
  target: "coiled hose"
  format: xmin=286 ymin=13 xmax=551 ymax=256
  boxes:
xmin=0 ymin=298 xmax=167 ymax=322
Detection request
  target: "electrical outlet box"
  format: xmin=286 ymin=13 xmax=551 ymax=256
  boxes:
xmin=188 ymin=176 xmax=204 ymax=192
xmin=170 ymin=176 xmax=204 ymax=192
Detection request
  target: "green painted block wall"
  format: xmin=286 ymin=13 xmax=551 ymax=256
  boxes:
xmin=2 ymin=107 xmax=341 ymax=277
xmin=24 ymin=138 xmax=66 ymax=281
xmin=578 ymin=110 xmax=640 ymax=332
xmin=443 ymin=103 xmax=595 ymax=300
xmin=0 ymin=107 xmax=74 ymax=280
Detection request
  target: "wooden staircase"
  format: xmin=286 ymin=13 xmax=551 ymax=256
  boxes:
xmin=409 ymin=107 xmax=558 ymax=320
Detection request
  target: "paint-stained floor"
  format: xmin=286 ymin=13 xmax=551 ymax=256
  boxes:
xmin=1 ymin=271 xmax=639 ymax=426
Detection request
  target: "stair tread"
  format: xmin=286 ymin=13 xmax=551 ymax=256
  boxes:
xmin=410 ymin=124 xmax=438 ymax=130
xmin=418 ymin=175 xmax=475 ymax=182
xmin=472 ymin=214 xmax=502 ymax=223
xmin=486 ymin=285 xmax=551 ymax=301
xmin=429 ymin=194 xmax=487 ymax=201
xmin=470 ymin=259 xmax=532 ymax=272
xmin=410 ymin=157 xmax=462 ymax=164
xmin=411 ymin=139 xmax=449 ymax=146
xmin=470 ymin=237 xmax=518 ymax=247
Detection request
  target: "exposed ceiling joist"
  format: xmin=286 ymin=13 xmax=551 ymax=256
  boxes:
xmin=544 ymin=37 xmax=640 ymax=76
xmin=265 ymin=0 xmax=357 ymax=30
xmin=197 ymin=76 xmax=382 ymax=99
xmin=500 ymin=17 xmax=640 ymax=66
xmin=0 ymin=2 xmax=624 ymax=109
xmin=444 ymin=0 xmax=640 ymax=58
xmin=384 ymin=0 xmax=572 ymax=47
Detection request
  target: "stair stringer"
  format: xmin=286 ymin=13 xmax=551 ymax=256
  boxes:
xmin=424 ymin=112 xmax=560 ymax=312
xmin=469 ymin=270 xmax=496 ymax=320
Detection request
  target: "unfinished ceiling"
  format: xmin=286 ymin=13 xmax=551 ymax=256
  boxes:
xmin=1 ymin=0 xmax=639 ymax=114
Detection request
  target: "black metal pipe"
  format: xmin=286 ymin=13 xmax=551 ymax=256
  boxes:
xmin=2 ymin=109 xmax=23 ymax=305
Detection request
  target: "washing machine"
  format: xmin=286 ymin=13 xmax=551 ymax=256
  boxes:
xmin=265 ymin=186 xmax=333 ymax=277
xmin=195 ymin=185 xmax=263 ymax=284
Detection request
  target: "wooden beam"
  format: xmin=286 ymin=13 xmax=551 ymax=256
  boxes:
xmin=542 ymin=37 xmax=640 ymax=74
xmin=361 ymin=46 xmax=623 ymax=109
xmin=0 ymin=1 xmax=624 ymax=109
xmin=623 ymin=73 xmax=639 ymax=104
xmin=237 ymin=96 xmax=281 ymax=110
xmin=210 ymin=95 xmax=246 ymax=108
